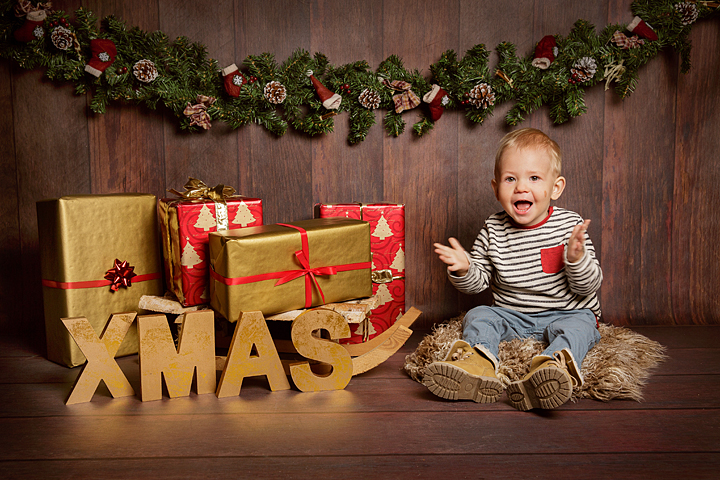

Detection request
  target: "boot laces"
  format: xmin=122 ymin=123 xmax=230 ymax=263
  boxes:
xmin=450 ymin=347 xmax=473 ymax=361
xmin=551 ymin=351 xmax=578 ymax=387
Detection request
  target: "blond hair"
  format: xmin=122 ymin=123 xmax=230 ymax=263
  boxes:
xmin=494 ymin=128 xmax=562 ymax=178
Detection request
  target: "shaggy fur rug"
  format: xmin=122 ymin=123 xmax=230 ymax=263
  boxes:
xmin=404 ymin=316 xmax=668 ymax=402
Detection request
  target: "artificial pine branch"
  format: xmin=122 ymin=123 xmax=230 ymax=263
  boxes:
xmin=0 ymin=1 xmax=717 ymax=141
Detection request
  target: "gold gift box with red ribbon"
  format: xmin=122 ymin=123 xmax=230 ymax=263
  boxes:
xmin=208 ymin=218 xmax=372 ymax=322
xmin=37 ymin=194 xmax=164 ymax=367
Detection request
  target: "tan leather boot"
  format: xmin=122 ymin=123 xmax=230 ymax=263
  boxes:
xmin=423 ymin=340 xmax=504 ymax=403
xmin=506 ymin=350 xmax=579 ymax=411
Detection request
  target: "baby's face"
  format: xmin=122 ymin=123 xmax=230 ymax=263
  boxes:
xmin=492 ymin=146 xmax=564 ymax=227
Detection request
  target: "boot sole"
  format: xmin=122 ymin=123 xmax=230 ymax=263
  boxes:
xmin=423 ymin=362 xmax=503 ymax=403
xmin=506 ymin=366 xmax=573 ymax=411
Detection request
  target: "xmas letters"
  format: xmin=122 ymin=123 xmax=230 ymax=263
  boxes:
xmin=64 ymin=308 xmax=352 ymax=404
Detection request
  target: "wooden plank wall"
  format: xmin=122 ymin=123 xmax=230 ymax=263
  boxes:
xmin=1 ymin=1 xmax=719 ymax=353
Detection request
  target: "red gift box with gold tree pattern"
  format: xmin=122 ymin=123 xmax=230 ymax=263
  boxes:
xmin=315 ymin=203 xmax=405 ymax=344
xmin=159 ymin=178 xmax=263 ymax=307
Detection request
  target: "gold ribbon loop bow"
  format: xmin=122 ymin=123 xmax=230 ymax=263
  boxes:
xmin=169 ymin=177 xmax=236 ymax=202
xmin=168 ymin=177 xmax=237 ymax=230
xmin=381 ymin=79 xmax=421 ymax=114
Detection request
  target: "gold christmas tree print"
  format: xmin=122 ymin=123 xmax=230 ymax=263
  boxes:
xmin=194 ymin=204 xmax=216 ymax=231
xmin=354 ymin=321 xmax=376 ymax=337
xmin=231 ymin=200 xmax=256 ymax=227
xmin=390 ymin=247 xmax=405 ymax=272
xmin=375 ymin=283 xmax=394 ymax=306
xmin=181 ymin=238 xmax=202 ymax=268
xmin=372 ymin=214 xmax=393 ymax=240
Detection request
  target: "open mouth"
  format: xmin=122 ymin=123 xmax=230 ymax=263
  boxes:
xmin=514 ymin=200 xmax=533 ymax=214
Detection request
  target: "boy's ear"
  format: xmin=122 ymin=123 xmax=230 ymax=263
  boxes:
xmin=551 ymin=176 xmax=566 ymax=200
xmin=491 ymin=178 xmax=499 ymax=200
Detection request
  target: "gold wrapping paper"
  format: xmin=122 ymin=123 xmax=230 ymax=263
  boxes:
xmin=209 ymin=218 xmax=372 ymax=322
xmin=158 ymin=198 xmax=186 ymax=302
xmin=37 ymin=194 xmax=164 ymax=367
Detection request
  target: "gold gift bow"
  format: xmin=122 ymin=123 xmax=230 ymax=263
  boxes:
xmin=168 ymin=177 xmax=236 ymax=230
xmin=168 ymin=177 xmax=236 ymax=202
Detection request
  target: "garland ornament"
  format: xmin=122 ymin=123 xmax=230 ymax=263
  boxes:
xmin=380 ymin=78 xmax=421 ymax=113
xmin=603 ymin=60 xmax=627 ymax=91
xmin=0 ymin=0 xmax=718 ymax=142
xmin=306 ymin=70 xmax=342 ymax=109
xmin=183 ymin=94 xmax=216 ymax=130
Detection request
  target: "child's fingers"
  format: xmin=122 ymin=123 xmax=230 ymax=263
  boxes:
xmin=448 ymin=237 xmax=465 ymax=251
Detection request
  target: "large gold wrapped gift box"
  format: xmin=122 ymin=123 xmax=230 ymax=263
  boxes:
xmin=209 ymin=218 xmax=372 ymax=322
xmin=37 ymin=194 xmax=164 ymax=367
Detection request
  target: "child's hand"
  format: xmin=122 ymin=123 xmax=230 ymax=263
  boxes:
xmin=567 ymin=219 xmax=591 ymax=264
xmin=434 ymin=237 xmax=470 ymax=276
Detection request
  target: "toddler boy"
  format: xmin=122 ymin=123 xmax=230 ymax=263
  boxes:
xmin=426 ymin=128 xmax=602 ymax=410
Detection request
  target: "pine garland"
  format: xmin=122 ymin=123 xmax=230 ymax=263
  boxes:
xmin=0 ymin=0 xmax=717 ymax=143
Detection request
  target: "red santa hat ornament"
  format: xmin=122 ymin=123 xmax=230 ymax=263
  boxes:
xmin=306 ymin=70 xmax=342 ymax=110
xmin=423 ymin=84 xmax=449 ymax=121
xmin=532 ymin=35 xmax=558 ymax=70
xmin=84 ymin=39 xmax=117 ymax=77
xmin=627 ymin=16 xmax=658 ymax=41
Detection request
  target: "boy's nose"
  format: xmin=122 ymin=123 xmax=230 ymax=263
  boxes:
xmin=514 ymin=180 xmax=528 ymax=192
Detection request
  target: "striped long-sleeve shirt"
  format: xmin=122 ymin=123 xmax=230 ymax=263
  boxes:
xmin=449 ymin=207 xmax=603 ymax=317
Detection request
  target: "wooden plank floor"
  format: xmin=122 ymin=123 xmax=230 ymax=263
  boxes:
xmin=1 ymin=325 xmax=719 ymax=479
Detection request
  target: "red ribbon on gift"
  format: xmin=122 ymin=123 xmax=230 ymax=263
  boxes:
xmin=42 ymin=258 xmax=160 ymax=292
xmin=210 ymin=223 xmax=371 ymax=308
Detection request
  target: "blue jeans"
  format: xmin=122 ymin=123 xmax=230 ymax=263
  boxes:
xmin=462 ymin=306 xmax=600 ymax=368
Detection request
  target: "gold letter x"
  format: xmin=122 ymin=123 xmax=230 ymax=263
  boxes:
xmin=63 ymin=312 xmax=137 ymax=405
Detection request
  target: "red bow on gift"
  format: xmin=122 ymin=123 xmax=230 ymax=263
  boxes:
xmin=104 ymin=259 xmax=137 ymax=292
xmin=275 ymin=224 xmax=337 ymax=306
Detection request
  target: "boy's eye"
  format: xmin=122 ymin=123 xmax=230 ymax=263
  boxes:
xmin=530 ymin=176 xmax=539 ymax=181
xmin=505 ymin=176 xmax=515 ymax=183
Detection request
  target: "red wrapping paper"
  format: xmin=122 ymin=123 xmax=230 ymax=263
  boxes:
xmin=159 ymin=196 xmax=263 ymax=306
xmin=315 ymin=203 xmax=405 ymax=344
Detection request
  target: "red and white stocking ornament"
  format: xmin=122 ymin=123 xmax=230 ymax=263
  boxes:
xmin=222 ymin=64 xmax=246 ymax=98
xmin=423 ymin=84 xmax=449 ymax=121
xmin=14 ymin=9 xmax=46 ymax=42
xmin=532 ymin=35 xmax=558 ymax=70
xmin=306 ymin=70 xmax=342 ymax=110
xmin=84 ymin=39 xmax=117 ymax=77
xmin=627 ymin=16 xmax=658 ymax=41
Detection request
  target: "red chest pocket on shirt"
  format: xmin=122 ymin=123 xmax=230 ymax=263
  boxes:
xmin=541 ymin=244 xmax=565 ymax=274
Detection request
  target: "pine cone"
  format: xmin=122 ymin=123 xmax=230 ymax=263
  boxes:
xmin=358 ymin=88 xmax=381 ymax=109
xmin=264 ymin=81 xmax=287 ymax=104
xmin=468 ymin=83 xmax=495 ymax=109
xmin=674 ymin=2 xmax=699 ymax=26
xmin=571 ymin=56 xmax=598 ymax=83
xmin=133 ymin=59 xmax=159 ymax=83
xmin=50 ymin=26 xmax=74 ymax=51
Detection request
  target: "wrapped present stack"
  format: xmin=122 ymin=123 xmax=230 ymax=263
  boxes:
xmin=158 ymin=178 xmax=263 ymax=307
xmin=315 ymin=203 xmax=405 ymax=344
xmin=37 ymin=180 xmax=412 ymax=376
xmin=37 ymin=194 xmax=164 ymax=367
